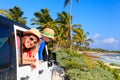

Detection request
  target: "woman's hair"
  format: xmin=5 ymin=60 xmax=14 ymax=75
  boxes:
xmin=31 ymin=45 xmax=39 ymax=52
xmin=22 ymin=35 xmax=32 ymax=52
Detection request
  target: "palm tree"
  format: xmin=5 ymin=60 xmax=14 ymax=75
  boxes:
xmin=9 ymin=6 xmax=27 ymax=25
xmin=64 ymin=0 xmax=80 ymax=50
xmin=73 ymin=27 xmax=94 ymax=50
xmin=0 ymin=6 xmax=27 ymax=25
xmin=56 ymin=11 xmax=70 ymax=39
xmin=56 ymin=11 xmax=71 ymax=49
xmin=31 ymin=8 xmax=55 ymax=30
xmin=56 ymin=11 xmax=81 ymax=49
xmin=83 ymin=32 xmax=94 ymax=47
xmin=31 ymin=9 xmax=71 ymax=50
xmin=0 ymin=9 xmax=13 ymax=19
xmin=31 ymin=8 xmax=59 ymax=49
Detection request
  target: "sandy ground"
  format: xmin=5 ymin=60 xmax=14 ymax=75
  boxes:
xmin=104 ymin=63 xmax=120 ymax=69
xmin=78 ymin=51 xmax=120 ymax=69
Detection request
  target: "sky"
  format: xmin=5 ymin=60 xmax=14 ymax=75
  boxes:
xmin=0 ymin=0 xmax=120 ymax=51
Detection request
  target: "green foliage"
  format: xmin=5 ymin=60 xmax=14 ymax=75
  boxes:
xmin=89 ymin=48 xmax=120 ymax=53
xmin=56 ymin=49 xmax=102 ymax=69
xmin=112 ymin=69 xmax=120 ymax=80
xmin=110 ymin=63 xmax=120 ymax=67
xmin=67 ymin=68 xmax=116 ymax=80
xmin=55 ymin=49 xmax=120 ymax=80
xmin=0 ymin=6 xmax=27 ymax=25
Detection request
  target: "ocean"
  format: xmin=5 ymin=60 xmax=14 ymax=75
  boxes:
xmin=92 ymin=53 xmax=120 ymax=64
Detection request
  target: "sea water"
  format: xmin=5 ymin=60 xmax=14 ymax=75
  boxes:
xmin=97 ymin=53 xmax=120 ymax=64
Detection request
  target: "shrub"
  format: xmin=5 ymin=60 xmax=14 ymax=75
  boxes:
xmin=55 ymin=49 xmax=120 ymax=80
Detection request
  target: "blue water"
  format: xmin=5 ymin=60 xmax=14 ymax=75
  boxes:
xmin=92 ymin=53 xmax=120 ymax=64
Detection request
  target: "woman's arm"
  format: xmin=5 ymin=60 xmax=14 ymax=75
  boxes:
xmin=22 ymin=52 xmax=36 ymax=64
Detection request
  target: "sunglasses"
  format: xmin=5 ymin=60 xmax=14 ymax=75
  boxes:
xmin=29 ymin=36 xmax=38 ymax=45
xmin=49 ymin=38 xmax=52 ymax=41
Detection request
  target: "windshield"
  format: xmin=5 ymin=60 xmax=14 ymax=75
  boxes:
xmin=0 ymin=24 xmax=10 ymax=69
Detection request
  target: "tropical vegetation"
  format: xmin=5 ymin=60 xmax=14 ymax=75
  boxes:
xmin=0 ymin=6 xmax=27 ymax=25
xmin=1 ymin=6 xmax=120 ymax=80
xmin=31 ymin=8 xmax=93 ymax=50
xmin=55 ymin=49 xmax=120 ymax=80
xmin=64 ymin=0 xmax=80 ymax=50
xmin=0 ymin=6 xmax=93 ymax=50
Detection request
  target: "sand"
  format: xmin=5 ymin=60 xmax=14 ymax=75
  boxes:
xmin=104 ymin=63 xmax=120 ymax=69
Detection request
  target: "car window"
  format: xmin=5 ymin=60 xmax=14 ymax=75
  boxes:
xmin=0 ymin=24 xmax=10 ymax=69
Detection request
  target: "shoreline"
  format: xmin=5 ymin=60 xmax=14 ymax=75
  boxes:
xmin=78 ymin=51 xmax=120 ymax=54
xmin=78 ymin=51 xmax=120 ymax=58
xmin=78 ymin=51 xmax=120 ymax=67
xmin=104 ymin=62 xmax=120 ymax=69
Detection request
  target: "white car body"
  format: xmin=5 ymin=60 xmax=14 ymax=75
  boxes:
xmin=0 ymin=15 xmax=60 ymax=80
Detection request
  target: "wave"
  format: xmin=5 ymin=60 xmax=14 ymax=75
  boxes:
xmin=98 ymin=53 xmax=120 ymax=64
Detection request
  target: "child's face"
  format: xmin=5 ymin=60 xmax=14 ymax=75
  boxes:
xmin=43 ymin=36 xmax=52 ymax=43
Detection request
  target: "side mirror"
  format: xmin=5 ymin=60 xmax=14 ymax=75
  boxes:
xmin=48 ymin=52 xmax=58 ymax=67
xmin=50 ymin=52 xmax=58 ymax=65
xmin=48 ymin=52 xmax=56 ymax=62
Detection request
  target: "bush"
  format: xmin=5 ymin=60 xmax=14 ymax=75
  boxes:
xmin=55 ymin=49 xmax=120 ymax=80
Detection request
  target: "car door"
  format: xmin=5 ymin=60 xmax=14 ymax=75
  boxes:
xmin=0 ymin=18 xmax=17 ymax=80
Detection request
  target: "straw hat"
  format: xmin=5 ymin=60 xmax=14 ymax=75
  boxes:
xmin=23 ymin=28 xmax=41 ymax=43
xmin=41 ymin=28 xmax=54 ymax=39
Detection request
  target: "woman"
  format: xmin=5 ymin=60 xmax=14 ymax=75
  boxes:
xmin=18 ymin=28 xmax=41 ymax=69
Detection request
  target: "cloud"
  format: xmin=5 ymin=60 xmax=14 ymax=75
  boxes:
xmin=102 ymin=37 xmax=118 ymax=44
xmin=93 ymin=33 xmax=100 ymax=38
xmin=91 ymin=34 xmax=120 ymax=51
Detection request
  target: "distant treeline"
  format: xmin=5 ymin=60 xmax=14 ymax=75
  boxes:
xmin=88 ymin=48 xmax=120 ymax=53
xmin=90 ymin=48 xmax=120 ymax=53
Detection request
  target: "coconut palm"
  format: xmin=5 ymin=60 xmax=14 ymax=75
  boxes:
xmin=0 ymin=9 xmax=13 ymax=19
xmin=9 ymin=6 xmax=27 ymax=25
xmin=64 ymin=0 xmax=80 ymax=8
xmin=73 ymin=27 xmax=94 ymax=50
xmin=31 ymin=8 xmax=60 ymax=49
xmin=84 ymin=32 xmax=94 ymax=47
xmin=55 ymin=11 xmax=71 ymax=49
xmin=56 ymin=11 xmax=71 ymax=39
xmin=0 ymin=6 xmax=27 ymax=25
xmin=31 ymin=8 xmax=56 ymax=30
xmin=56 ymin=11 xmax=81 ymax=49
xmin=64 ymin=0 xmax=80 ymax=50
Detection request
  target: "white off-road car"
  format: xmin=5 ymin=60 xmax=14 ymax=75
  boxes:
xmin=0 ymin=15 xmax=64 ymax=80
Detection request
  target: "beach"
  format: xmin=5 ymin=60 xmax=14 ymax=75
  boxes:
xmin=89 ymin=52 xmax=120 ymax=69
xmin=78 ymin=51 xmax=120 ymax=69
xmin=104 ymin=62 xmax=120 ymax=69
